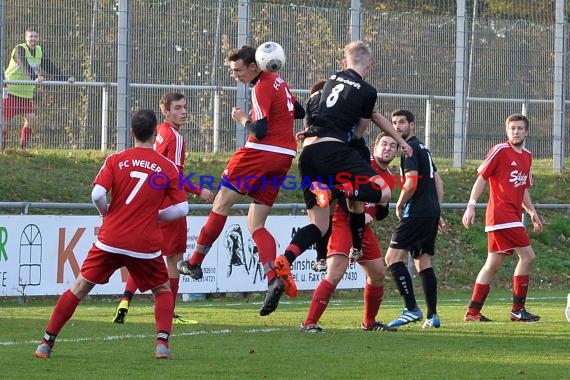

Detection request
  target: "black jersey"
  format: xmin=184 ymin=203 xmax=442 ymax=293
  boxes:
xmin=313 ymin=69 xmax=377 ymax=143
xmin=400 ymin=136 xmax=440 ymax=218
xmin=304 ymin=90 xmax=322 ymax=126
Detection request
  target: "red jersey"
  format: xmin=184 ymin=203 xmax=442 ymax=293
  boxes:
xmin=154 ymin=121 xmax=200 ymax=195
xmin=477 ymin=142 xmax=533 ymax=232
xmin=93 ymin=147 xmax=187 ymax=257
xmin=245 ymin=71 xmax=297 ymax=157
xmin=364 ymin=157 xmax=395 ymax=217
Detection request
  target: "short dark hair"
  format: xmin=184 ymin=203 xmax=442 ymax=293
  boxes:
xmin=391 ymin=109 xmax=415 ymax=123
xmin=25 ymin=27 xmax=38 ymax=34
xmin=227 ymin=45 xmax=256 ymax=66
xmin=310 ymin=79 xmax=327 ymax=95
xmin=374 ymin=132 xmax=399 ymax=148
xmin=131 ymin=109 xmax=157 ymax=142
xmin=505 ymin=113 xmax=529 ymax=130
xmin=160 ymin=92 xmax=185 ymax=112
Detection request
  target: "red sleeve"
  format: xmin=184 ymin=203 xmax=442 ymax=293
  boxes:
xmin=155 ymin=128 xmax=178 ymax=168
xmin=93 ymin=155 xmax=114 ymax=190
xmin=183 ymin=180 xmax=202 ymax=195
xmin=478 ymin=145 xmax=500 ymax=179
xmin=165 ymin=162 xmax=188 ymax=205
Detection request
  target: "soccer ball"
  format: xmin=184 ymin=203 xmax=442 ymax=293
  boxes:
xmin=255 ymin=41 xmax=286 ymax=72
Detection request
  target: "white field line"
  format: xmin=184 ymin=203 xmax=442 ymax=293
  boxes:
xmin=1 ymin=327 xmax=286 ymax=347
xmin=2 ymin=295 xmax=566 ymax=347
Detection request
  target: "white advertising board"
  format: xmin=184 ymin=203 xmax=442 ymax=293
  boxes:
xmin=0 ymin=215 xmax=366 ymax=297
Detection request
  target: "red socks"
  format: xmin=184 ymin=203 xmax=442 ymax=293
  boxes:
xmin=512 ymin=275 xmax=530 ymax=311
xmin=252 ymin=228 xmax=277 ymax=282
xmin=189 ymin=211 xmax=227 ymax=265
xmin=304 ymin=279 xmax=336 ymax=326
xmin=467 ymin=283 xmax=491 ymax=315
xmin=154 ymin=290 xmax=174 ymax=347
xmin=169 ymin=277 xmax=179 ymax=308
xmin=43 ymin=290 xmax=81 ymax=346
xmin=122 ymin=275 xmax=138 ymax=302
xmin=363 ymin=283 xmax=384 ymax=327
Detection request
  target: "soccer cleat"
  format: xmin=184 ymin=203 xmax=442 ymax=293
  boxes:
xmin=566 ymin=293 xmax=570 ymax=323
xmin=311 ymin=259 xmax=327 ymax=272
xmin=310 ymin=181 xmax=332 ymax=208
xmin=34 ymin=342 xmax=52 ymax=359
xmin=348 ymin=247 xmax=363 ymax=263
xmin=387 ymin=307 xmax=423 ymax=327
xmin=464 ymin=312 xmax=492 ymax=322
xmin=172 ymin=314 xmax=198 ymax=325
xmin=113 ymin=299 xmax=129 ymax=324
xmin=299 ymin=323 xmax=323 ymax=333
xmin=177 ymin=261 xmax=203 ymax=280
xmin=361 ymin=321 xmax=397 ymax=332
xmin=510 ymin=308 xmax=540 ymax=322
xmin=422 ymin=314 xmax=441 ymax=329
xmin=155 ymin=343 xmax=173 ymax=359
xmin=259 ymin=277 xmax=286 ymax=316
xmin=274 ymin=255 xmax=298 ymax=298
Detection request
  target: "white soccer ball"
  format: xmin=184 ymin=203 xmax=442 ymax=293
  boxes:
xmin=255 ymin=41 xmax=286 ymax=72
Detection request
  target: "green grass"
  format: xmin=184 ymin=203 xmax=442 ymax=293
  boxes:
xmin=2 ymin=290 xmax=569 ymax=379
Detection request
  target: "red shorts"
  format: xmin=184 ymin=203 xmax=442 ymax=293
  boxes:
xmin=222 ymin=147 xmax=293 ymax=206
xmin=160 ymin=217 xmax=187 ymax=256
xmin=327 ymin=207 xmax=382 ymax=261
xmin=2 ymin=94 xmax=34 ymax=120
xmin=80 ymin=245 xmax=169 ymax=292
xmin=488 ymin=227 xmax=531 ymax=255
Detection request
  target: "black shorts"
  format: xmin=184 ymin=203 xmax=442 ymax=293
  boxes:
xmin=299 ymin=141 xmax=377 ymax=208
xmin=389 ymin=217 xmax=440 ymax=258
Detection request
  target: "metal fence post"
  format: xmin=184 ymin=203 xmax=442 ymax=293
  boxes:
xmin=453 ymin=0 xmax=468 ymax=168
xmin=235 ymin=0 xmax=251 ymax=149
xmin=116 ymin=0 xmax=131 ymax=151
xmin=0 ymin=0 xmax=5 ymax=151
xmin=350 ymin=0 xmax=362 ymax=41
xmin=553 ymin=0 xmax=567 ymax=173
xmin=101 ymin=85 xmax=109 ymax=153
xmin=425 ymin=97 xmax=432 ymax=149
xmin=213 ymin=90 xmax=220 ymax=153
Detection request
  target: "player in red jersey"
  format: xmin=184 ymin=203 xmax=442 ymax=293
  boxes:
xmin=177 ymin=45 xmax=305 ymax=316
xmin=113 ymin=93 xmax=213 ymax=325
xmin=34 ymin=110 xmax=189 ymax=360
xmin=462 ymin=113 xmax=543 ymax=323
xmin=300 ymin=134 xmax=399 ymax=332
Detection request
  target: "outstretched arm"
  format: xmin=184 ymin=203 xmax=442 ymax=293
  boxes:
xmin=371 ymin=110 xmax=412 ymax=157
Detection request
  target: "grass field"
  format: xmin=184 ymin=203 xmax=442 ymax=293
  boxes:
xmin=2 ymin=289 xmax=569 ymax=379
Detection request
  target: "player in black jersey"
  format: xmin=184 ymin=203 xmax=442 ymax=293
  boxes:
xmin=384 ymin=109 xmax=448 ymax=329
xmin=265 ymin=41 xmax=412 ymax=315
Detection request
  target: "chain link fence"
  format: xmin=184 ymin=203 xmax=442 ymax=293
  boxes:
xmin=1 ymin=0 xmax=568 ymax=166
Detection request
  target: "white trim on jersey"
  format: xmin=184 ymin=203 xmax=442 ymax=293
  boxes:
xmin=95 ymin=240 xmax=161 ymax=259
xmin=244 ymin=141 xmax=296 ymax=157
xmin=170 ymin=125 xmax=184 ymax=168
xmin=484 ymin=221 xmax=524 ymax=232
xmin=250 ymin=85 xmax=263 ymax=121
xmin=478 ymin=142 xmax=532 ymax=175
xmin=477 ymin=143 xmax=509 ymax=174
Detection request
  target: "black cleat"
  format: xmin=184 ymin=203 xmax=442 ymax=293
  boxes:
xmin=362 ymin=321 xmax=398 ymax=332
xmin=510 ymin=308 xmax=540 ymax=322
xmin=299 ymin=323 xmax=323 ymax=333
xmin=177 ymin=261 xmax=203 ymax=280
xmin=259 ymin=278 xmax=285 ymax=316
